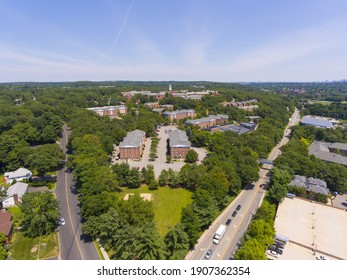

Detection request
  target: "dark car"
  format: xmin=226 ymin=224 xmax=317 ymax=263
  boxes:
xmin=275 ymin=242 xmax=285 ymax=249
xmin=232 ymin=211 xmax=238 ymax=217
xmin=268 ymin=245 xmax=277 ymax=251
xmin=205 ymin=249 xmax=212 ymax=259
xmin=275 ymin=247 xmax=283 ymax=255
xmin=226 ymin=219 xmax=232 ymax=226
xmin=236 ymin=205 xmax=241 ymax=211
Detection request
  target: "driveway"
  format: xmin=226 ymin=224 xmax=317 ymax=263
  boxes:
xmin=332 ymin=194 xmax=347 ymax=210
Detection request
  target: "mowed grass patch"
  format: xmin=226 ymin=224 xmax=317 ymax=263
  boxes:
xmin=9 ymin=232 xmax=59 ymax=260
xmin=117 ymin=185 xmax=192 ymax=236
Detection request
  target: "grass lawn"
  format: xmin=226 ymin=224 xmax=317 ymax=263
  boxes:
xmin=116 ymin=185 xmax=192 ymax=236
xmin=9 ymin=232 xmax=59 ymax=260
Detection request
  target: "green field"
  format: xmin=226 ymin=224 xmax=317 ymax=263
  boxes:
xmin=116 ymin=185 xmax=193 ymax=235
xmin=9 ymin=232 xmax=59 ymax=260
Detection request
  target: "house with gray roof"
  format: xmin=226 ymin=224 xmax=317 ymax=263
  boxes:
xmin=2 ymin=182 xmax=29 ymax=208
xmin=169 ymin=129 xmax=191 ymax=160
xmin=4 ymin=168 xmax=32 ymax=184
xmin=288 ymin=175 xmax=330 ymax=196
xmin=119 ymin=130 xmax=146 ymax=160
xmin=309 ymin=141 xmax=347 ymax=166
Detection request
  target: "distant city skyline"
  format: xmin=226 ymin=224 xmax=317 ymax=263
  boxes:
xmin=1 ymin=0 xmax=347 ymax=82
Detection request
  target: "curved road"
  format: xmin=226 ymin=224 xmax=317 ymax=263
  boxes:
xmin=56 ymin=125 xmax=100 ymax=260
xmin=188 ymin=108 xmax=301 ymax=260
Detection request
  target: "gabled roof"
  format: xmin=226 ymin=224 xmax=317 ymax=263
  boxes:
xmin=0 ymin=212 xmax=12 ymax=236
xmin=288 ymin=175 xmax=329 ymax=195
xmin=309 ymin=141 xmax=347 ymax=166
xmin=163 ymin=109 xmax=195 ymax=116
xmin=119 ymin=130 xmax=145 ymax=148
xmin=4 ymin=168 xmax=32 ymax=179
xmin=7 ymin=182 xmax=28 ymax=198
xmin=169 ymin=129 xmax=190 ymax=148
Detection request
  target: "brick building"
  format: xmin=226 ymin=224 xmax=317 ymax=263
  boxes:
xmin=169 ymin=129 xmax=191 ymax=160
xmin=162 ymin=109 xmax=196 ymax=121
xmin=185 ymin=114 xmax=229 ymax=129
xmin=119 ymin=130 xmax=146 ymax=160
xmin=87 ymin=105 xmax=127 ymax=119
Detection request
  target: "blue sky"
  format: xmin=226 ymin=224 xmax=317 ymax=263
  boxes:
xmin=1 ymin=0 xmax=347 ymax=82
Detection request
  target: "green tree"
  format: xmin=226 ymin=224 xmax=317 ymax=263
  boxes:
xmin=268 ymin=182 xmax=288 ymax=203
xmin=247 ymin=219 xmax=275 ymax=247
xmin=26 ymin=144 xmax=64 ymax=176
xmin=181 ymin=206 xmax=201 ymax=248
xmin=234 ymin=239 xmax=267 ymax=260
xmin=20 ymin=191 xmax=60 ymax=238
xmin=185 ymin=149 xmax=198 ymax=163
xmin=164 ymin=223 xmax=190 ymax=260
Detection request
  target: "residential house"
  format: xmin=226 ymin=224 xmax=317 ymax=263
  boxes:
xmin=119 ymin=130 xmax=146 ymax=160
xmin=169 ymin=129 xmax=191 ymax=160
xmin=4 ymin=168 xmax=32 ymax=184
xmin=0 ymin=212 xmax=13 ymax=244
xmin=288 ymin=175 xmax=330 ymax=196
xmin=2 ymin=182 xmax=29 ymax=208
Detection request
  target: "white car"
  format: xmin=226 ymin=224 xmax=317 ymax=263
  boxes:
xmin=59 ymin=217 xmax=66 ymax=226
xmin=267 ymin=250 xmax=279 ymax=257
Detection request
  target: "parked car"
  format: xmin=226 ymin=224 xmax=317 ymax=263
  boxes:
xmin=268 ymin=245 xmax=277 ymax=251
xmin=316 ymin=255 xmax=329 ymax=260
xmin=236 ymin=205 xmax=241 ymax=211
xmin=59 ymin=217 xmax=65 ymax=226
xmin=232 ymin=211 xmax=238 ymax=217
xmin=267 ymin=250 xmax=279 ymax=257
xmin=274 ymin=247 xmax=283 ymax=255
xmin=226 ymin=219 xmax=232 ymax=226
xmin=274 ymin=242 xmax=285 ymax=249
xmin=205 ymin=249 xmax=212 ymax=259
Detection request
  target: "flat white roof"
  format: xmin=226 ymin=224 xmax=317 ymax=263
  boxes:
xmin=274 ymin=197 xmax=347 ymax=259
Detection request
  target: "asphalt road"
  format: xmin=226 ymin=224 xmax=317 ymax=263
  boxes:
xmin=188 ymin=108 xmax=301 ymax=260
xmin=55 ymin=125 xmax=100 ymax=260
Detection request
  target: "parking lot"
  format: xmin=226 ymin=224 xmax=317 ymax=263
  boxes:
xmin=273 ymin=197 xmax=347 ymax=260
xmin=114 ymin=125 xmax=207 ymax=178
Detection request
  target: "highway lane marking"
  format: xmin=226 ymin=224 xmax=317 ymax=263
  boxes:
xmin=220 ymin=110 xmax=298 ymax=259
xmin=221 ymin=182 xmax=264 ymax=259
xmin=63 ymin=126 xmax=85 ymax=260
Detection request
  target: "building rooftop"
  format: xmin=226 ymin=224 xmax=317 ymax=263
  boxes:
xmin=4 ymin=168 xmax=32 ymax=179
xmin=0 ymin=212 xmax=12 ymax=237
xmin=301 ymin=116 xmax=334 ymax=128
xmin=274 ymin=197 xmax=347 ymax=260
xmin=87 ymin=105 xmax=127 ymax=111
xmin=169 ymin=129 xmax=191 ymax=148
xmin=185 ymin=114 xmax=228 ymax=125
xmin=163 ymin=109 xmax=195 ymax=116
xmin=119 ymin=130 xmax=145 ymax=148
xmin=6 ymin=182 xmax=28 ymax=198
xmin=289 ymin=175 xmax=329 ymax=195
xmin=309 ymin=141 xmax=347 ymax=166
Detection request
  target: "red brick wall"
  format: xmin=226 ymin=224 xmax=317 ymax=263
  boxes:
xmin=119 ymin=147 xmax=142 ymax=160
xmin=170 ymin=147 xmax=190 ymax=159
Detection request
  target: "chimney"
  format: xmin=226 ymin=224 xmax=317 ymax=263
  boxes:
xmin=13 ymin=194 xmax=19 ymax=205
